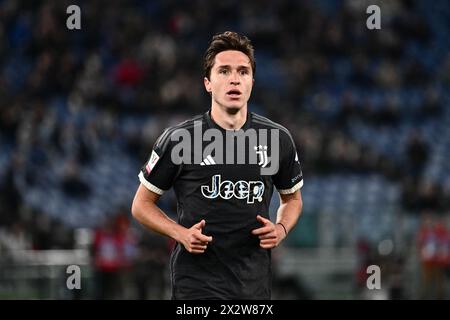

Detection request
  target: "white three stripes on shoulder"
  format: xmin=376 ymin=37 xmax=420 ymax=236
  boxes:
xmin=200 ymin=155 xmax=216 ymax=166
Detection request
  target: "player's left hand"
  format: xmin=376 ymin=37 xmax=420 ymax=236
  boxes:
xmin=251 ymin=215 xmax=286 ymax=249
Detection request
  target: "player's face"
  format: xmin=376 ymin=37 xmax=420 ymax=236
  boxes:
xmin=204 ymin=50 xmax=254 ymax=113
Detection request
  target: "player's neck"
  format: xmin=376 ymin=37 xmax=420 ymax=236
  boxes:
xmin=210 ymin=104 xmax=248 ymax=130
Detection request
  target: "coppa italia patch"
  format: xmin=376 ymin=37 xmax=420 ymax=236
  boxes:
xmin=146 ymin=150 xmax=160 ymax=174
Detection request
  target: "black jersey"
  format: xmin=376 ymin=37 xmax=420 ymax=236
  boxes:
xmin=138 ymin=110 xmax=303 ymax=299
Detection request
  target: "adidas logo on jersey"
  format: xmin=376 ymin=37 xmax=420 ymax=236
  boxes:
xmin=200 ymin=155 xmax=216 ymax=166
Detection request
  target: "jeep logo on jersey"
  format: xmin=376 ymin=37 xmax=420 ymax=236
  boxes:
xmin=201 ymin=175 xmax=264 ymax=204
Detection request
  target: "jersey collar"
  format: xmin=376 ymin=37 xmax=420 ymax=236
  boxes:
xmin=204 ymin=109 xmax=252 ymax=132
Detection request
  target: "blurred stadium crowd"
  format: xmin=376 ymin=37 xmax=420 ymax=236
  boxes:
xmin=0 ymin=0 xmax=449 ymax=299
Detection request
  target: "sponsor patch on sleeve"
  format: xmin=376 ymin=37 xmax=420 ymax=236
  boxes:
xmin=145 ymin=150 xmax=160 ymax=174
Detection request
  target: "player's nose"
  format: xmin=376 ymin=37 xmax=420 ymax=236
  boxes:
xmin=229 ymin=71 xmax=240 ymax=84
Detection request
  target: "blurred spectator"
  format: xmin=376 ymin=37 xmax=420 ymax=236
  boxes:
xmin=377 ymin=96 xmax=400 ymax=126
xmin=420 ymin=88 xmax=443 ymax=120
xmin=32 ymin=211 xmax=53 ymax=250
xmin=376 ymin=60 xmax=402 ymax=88
xmin=405 ymin=130 xmax=429 ymax=182
xmin=387 ymin=255 xmax=406 ymax=300
xmin=0 ymin=155 xmax=23 ymax=226
xmin=61 ymin=159 xmax=91 ymax=198
xmin=92 ymin=212 xmax=137 ymax=299
xmin=403 ymin=59 xmax=429 ymax=86
xmin=0 ymin=222 xmax=32 ymax=254
xmin=355 ymin=237 xmax=374 ymax=298
xmin=416 ymin=181 xmax=444 ymax=212
xmin=416 ymin=212 xmax=449 ymax=299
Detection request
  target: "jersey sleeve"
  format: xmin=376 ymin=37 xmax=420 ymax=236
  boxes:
xmin=272 ymin=130 xmax=304 ymax=194
xmin=138 ymin=128 xmax=180 ymax=195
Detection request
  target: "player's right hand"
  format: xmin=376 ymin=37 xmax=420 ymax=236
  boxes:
xmin=181 ymin=219 xmax=213 ymax=254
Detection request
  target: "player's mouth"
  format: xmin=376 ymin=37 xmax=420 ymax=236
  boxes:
xmin=226 ymin=89 xmax=242 ymax=99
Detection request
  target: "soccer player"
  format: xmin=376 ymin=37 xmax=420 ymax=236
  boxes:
xmin=131 ymin=31 xmax=303 ymax=299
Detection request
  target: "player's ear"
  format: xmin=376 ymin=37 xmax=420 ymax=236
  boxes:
xmin=204 ymin=77 xmax=212 ymax=93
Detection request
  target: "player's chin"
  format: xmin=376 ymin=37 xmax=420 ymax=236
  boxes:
xmin=223 ymin=103 xmax=245 ymax=114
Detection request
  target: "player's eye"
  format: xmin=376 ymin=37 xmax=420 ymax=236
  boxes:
xmin=219 ymin=69 xmax=228 ymax=75
xmin=239 ymin=69 xmax=249 ymax=75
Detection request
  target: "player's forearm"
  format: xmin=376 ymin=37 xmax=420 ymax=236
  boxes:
xmin=132 ymin=199 xmax=186 ymax=242
xmin=276 ymin=194 xmax=303 ymax=235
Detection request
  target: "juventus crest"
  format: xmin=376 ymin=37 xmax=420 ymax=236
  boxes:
xmin=254 ymin=145 xmax=269 ymax=168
